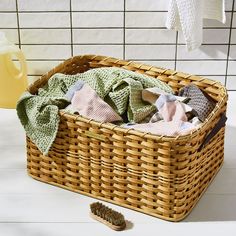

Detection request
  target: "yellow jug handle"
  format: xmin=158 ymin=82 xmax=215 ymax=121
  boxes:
xmin=7 ymin=51 xmax=27 ymax=81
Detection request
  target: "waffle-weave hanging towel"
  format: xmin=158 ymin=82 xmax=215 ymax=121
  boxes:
xmin=166 ymin=0 xmax=226 ymax=51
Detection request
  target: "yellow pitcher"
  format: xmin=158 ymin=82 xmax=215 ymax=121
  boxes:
xmin=0 ymin=32 xmax=27 ymax=108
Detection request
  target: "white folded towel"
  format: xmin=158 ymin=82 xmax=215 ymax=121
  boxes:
xmin=166 ymin=0 xmax=226 ymax=51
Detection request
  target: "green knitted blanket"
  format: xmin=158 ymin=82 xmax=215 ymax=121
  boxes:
xmin=17 ymin=67 xmax=173 ymax=155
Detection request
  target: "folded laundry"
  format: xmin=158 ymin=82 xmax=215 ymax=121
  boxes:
xmin=66 ymin=83 xmax=122 ymax=123
xmin=150 ymin=94 xmax=193 ymax=123
xmin=142 ymin=87 xmax=189 ymax=104
xmin=17 ymin=67 xmax=172 ymax=155
xmin=178 ymin=84 xmax=216 ymax=122
xmin=156 ymin=95 xmax=188 ymax=122
xmin=123 ymin=93 xmax=202 ymax=136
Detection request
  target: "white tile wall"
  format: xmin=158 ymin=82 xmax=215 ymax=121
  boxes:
xmin=26 ymin=61 xmax=63 ymax=75
xmin=19 ymin=13 xmax=70 ymax=28
xmin=126 ymin=12 xmax=166 ymax=27
xmin=18 ymin=0 xmax=70 ymax=11
xmin=0 ymin=29 xmax=18 ymax=44
xmin=0 ymin=0 xmax=235 ymax=95
xmin=72 ymin=12 xmax=123 ymax=27
xmin=204 ymin=12 xmax=232 ymax=28
xmin=177 ymin=45 xmax=228 ymax=60
xmin=228 ymin=61 xmax=236 ymax=75
xmin=229 ymin=45 xmax=236 ymax=59
xmin=73 ymin=29 xmax=123 ymax=44
xmin=21 ymin=29 xmax=71 ymax=44
xmin=126 ymin=45 xmax=176 ymax=60
xmin=0 ymin=13 xmax=17 ymax=28
xmin=227 ymin=76 xmax=236 ymax=90
xmin=0 ymin=0 xmax=16 ymax=11
xmin=126 ymin=0 xmax=168 ymax=11
xmin=178 ymin=29 xmax=230 ymax=44
xmin=21 ymin=45 xmax=71 ymax=59
xmin=71 ymin=0 xmax=124 ymax=11
xmin=73 ymin=45 xmax=123 ymax=58
xmin=176 ymin=61 xmax=227 ymax=75
xmin=126 ymin=29 xmax=176 ymax=44
xmin=231 ymin=29 xmax=236 ymax=43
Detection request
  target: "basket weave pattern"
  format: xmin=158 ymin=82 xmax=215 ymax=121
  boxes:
xmin=26 ymin=55 xmax=228 ymax=221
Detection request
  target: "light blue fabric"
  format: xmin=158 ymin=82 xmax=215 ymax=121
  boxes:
xmin=155 ymin=94 xmax=177 ymax=110
xmin=65 ymin=80 xmax=85 ymax=101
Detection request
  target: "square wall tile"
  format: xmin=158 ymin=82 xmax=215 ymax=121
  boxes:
xmin=178 ymin=29 xmax=230 ymax=44
xmin=177 ymin=45 xmax=228 ymax=60
xmin=229 ymin=45 xmax=236 ymax=59
xmin=126 ymin=12 xmax=166 ymax=27
xmin=227 ymin=76 xmax=236 ymax=90
xmin=20 ymin=29 xmax=71 ymax=44
xmin=176 ymin=61 xmax=227 ymax=75
xmin=22 ymin=45 xmax=71 ymax=60
xmin=73 ymin=29 xmax=123 ymax=44
xmin=137 ymin=60 xmax=175 ymax=70
xmin=228 ymin=61 xmax=236 ymax=75
xmin=202 ymin=29 xmax=230 ymax=44
xmin=201 ymin=75 xmax=225 ymax=85
xmin=72 ymin=0 xmax=123 ymax=11
xmin=125 ymin=45 xmax=176 ymax=60
xmin=19 ymin=13 xmax=70 ymax=28
xmin=18 ymin=0 xmax=70 ymax=11
xmin=126 ymin=0 xmax=168 ymax=11
xmin=231 ymin=29 xmax=236 ymax=43
xmin=0 ymin=0 xmax=16 ymax=11
xmin=226 ymin=92 xmax=236 ymax=127
xmin=0 ymin=13 xmax=17 ymax=28
xmin=73 ymin=45 xmax=123 ymax=58
xmin=225 ymin=0 xmax=233 ymax=11
xmin=126 ymin=29 xmax=176 ymax=44
xmin=204 ymin=12 xmax=231 ymax=28
xmin=0 ymin=29 xmax=18 ymax=44
xmin=26 ymin=61 xmax=63 ymax=75
xmin=72 ymin=12 xmax=123 ymax=27
xmin=233 ymin=13 xmax=236 ymax=27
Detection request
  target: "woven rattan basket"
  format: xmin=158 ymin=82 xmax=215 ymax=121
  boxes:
xmin=26 ymin=55 xmax=228 ymax=221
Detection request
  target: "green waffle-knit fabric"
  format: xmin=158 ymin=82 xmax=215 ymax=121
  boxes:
xmin=17 ymin=67 xmax=173 ymax=155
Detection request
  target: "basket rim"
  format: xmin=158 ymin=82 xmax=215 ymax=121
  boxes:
xmin=28 ymin=54 xmax=228 ymax=143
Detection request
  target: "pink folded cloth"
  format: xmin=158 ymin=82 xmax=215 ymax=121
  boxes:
xmin=127 ymin=120 xmax=195 ymax=136
xmin=125 ymin=94 xmax=199 ymax=136
xmin=152 ymin=94 xmax=188 ymax=122
xmin=71 ymin=83 xmax=122 ymax=123
xmin=159 ymin=100 xmax=187 ymax=122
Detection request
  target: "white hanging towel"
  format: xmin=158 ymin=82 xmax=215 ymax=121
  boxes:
xmin=166 ymin=0 xmax=226 ymax=51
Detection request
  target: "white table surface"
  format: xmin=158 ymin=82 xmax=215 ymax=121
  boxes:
xmin=0 ymin=108 xmax=236 ymax=236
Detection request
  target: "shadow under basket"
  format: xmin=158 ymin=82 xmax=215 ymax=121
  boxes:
xmin=26 ymin=55 xmax=228 ymax=222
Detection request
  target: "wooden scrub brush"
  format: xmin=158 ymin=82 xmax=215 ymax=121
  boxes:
xmin=90 ymin=202 xmax=126 ymax=231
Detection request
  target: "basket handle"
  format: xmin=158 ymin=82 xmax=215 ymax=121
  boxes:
xmin=198 ymin=113 xmax=227 ymax=151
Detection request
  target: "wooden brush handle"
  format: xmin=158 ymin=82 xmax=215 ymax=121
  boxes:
xmin=90 ymin=212 xmax=126 ymax=231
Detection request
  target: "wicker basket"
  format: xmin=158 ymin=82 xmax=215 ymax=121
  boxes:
xmin=26 ymin=55 xmax=228 ymax=221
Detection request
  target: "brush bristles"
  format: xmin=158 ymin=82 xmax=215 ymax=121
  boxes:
xmin=90 ymin=202 xmax=125 ymax=226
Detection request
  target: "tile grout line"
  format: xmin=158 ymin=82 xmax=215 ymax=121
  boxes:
xmin=15 ymin=0 xmax=21 ymax=49
xmin=69 ymin=0 xmax=73 ymax=57
xmin=225 ymin=0 xmax=235 ymax=87
xmin=2 ymin=10 xmax=235 ymax=13
xmin=12 ymin=43 xmax=236 ymax=46
xmin=1 ymin=27 xmax=235 ymax=30
xmin=123 ymin=0 xmax=126 ymax=60
xmin=174 ymin=31 xmax=178 ymax=70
